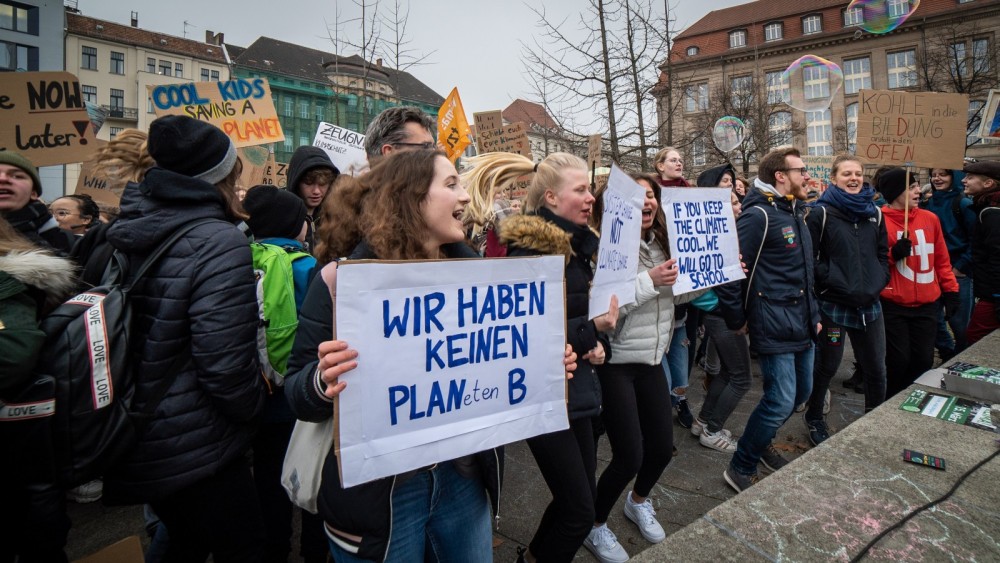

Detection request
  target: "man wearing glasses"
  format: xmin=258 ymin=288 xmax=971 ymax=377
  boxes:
xmin=363 ymin=106 xmax=437 ymax=165
xmin=716 ymin=147 xmax=821 ymax=493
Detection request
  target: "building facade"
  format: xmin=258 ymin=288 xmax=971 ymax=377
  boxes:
xmin=229 ymin=37 xmax=444 ymax=164
xmin=658 ymin=0 xmax=1000 ymax=179
xmin=502 ymin=98 xmax=584 ymax=162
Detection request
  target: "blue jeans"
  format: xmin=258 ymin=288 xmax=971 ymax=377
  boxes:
xmin=328 ymin=461 xmax=492 ymax=563
xmin=662 ymin=325 xmax=689 ymax=406
xmin=730 ymin=346 xmax=814 ymax=475
xmin=934 ymin=275 xmax=973 ymax=354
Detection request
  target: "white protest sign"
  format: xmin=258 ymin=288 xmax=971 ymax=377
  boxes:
xmin=661 ymin=188 xmax=744 ymax=295
xmin=589 ymin=165 xmax=645 ymax=319
xmin=335 ymin=257 xmax=568 ymax=487
xmin=313 ymin=122 xmax=368 ymax=176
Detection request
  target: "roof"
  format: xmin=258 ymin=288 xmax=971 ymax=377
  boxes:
xmin=676 ymin=0 xmax=849 ymax=40
xmin=66 ymin=12 xmax=227 ymax=63
xmin=503 ymin=99 xmax=558 ymax=129
xmin=231 ymin=36 xmax=444 ymax=106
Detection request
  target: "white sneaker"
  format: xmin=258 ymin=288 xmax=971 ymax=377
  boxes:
xmin=66 ymin=479 xmax=103 ymax=503
xmin=699 ymin=429 xmax=737 ymax=452
xmin=691 ymin=417 xmax=706 ymax=437
xmin=623 ymin=493 xmax=666 ymax=543
xmin=584 ymin=524 xmax=630 ymax=562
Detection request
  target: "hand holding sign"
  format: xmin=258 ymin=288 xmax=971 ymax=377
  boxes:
xmin=564 ymin=344 xmax=577 ymax=379
xmin=647 ymin=258 xmax=679 ymax=287
xmin=593 ymin=295 xmax=620 ymax=332
xmin=317 ymin=340 xmax=359 ymax=398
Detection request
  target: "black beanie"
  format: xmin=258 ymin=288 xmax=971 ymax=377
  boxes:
xmin=244 ymin=185 xmax=308 ymax=240
xmin=878 ymin=168 xmax=909 ymax=204
xmin=147 ymin=115 xmax=237 ymax=185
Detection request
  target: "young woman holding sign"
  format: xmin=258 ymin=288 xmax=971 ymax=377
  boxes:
xmin=462 ymin=151 xmax=618 ymax=563
xmin=284 ymin=148 xmax=576 ymax=563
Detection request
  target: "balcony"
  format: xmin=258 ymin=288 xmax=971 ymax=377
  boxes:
xmin=102 ymin=106 xmax=138 ymax=121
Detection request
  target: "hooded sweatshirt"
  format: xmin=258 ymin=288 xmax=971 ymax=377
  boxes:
xmin=696 ymin=164 xmax=736 ymax=188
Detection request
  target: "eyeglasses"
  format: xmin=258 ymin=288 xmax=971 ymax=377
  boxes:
xmin=780 ymin=167 xmax=809 ymax=175
xmin=662 ymin=158 xmax=682 ymax=164
xmin=392 ymin=141 xmax=436 ymax=150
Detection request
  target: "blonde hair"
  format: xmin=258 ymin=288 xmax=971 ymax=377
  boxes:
xmin=831 ymin=154 xmax=864 ymax=177
xmin=654 ymin=147 xmax=680 ymax=167
xmin=90 ymin=129 xmax=155 ymax=191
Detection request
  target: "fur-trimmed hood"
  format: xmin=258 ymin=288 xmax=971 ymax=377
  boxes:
xmin=499 ymin=214 xmax=573 ymax=257
xmin=0 ymin=250 xmax=77 ymax=310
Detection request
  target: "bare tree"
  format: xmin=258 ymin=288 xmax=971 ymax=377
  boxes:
xmin=334 ymin=0 xmax=383 ymax=125
xmin=378 ymin=0 xmax=436 ymax=103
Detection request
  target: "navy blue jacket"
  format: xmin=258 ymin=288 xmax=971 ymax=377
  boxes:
xmin=923 ymin=174 xmax=976 ymax=276
xmin=103 ymin=168 xmax=265 ymax=503
xmin=716 ymin=185 xmax=820 ymax=354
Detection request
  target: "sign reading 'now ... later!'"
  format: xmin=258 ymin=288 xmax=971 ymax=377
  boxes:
xmin=148 ymin=78 xmax=284 ymax=148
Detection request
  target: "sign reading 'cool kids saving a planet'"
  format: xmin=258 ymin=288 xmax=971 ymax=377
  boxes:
xmin=334 ymin=257 xmax=568 ymax=487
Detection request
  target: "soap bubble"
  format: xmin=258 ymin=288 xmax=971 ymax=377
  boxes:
xmin=847 ymin=0 xmax=920 ymax=35
xmin=712 ymin=116 xmax=746 ymax=153
xmin=780 ymin=55 xmax=844 ymax=112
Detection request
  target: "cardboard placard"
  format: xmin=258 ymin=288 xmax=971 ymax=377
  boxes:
xmin=313 ymin=122 xmax=367 ymax=176
xmin=477 ymin=118 xmax=531 ymax=158
xmin=473 ymin=110 xmax=503 ymax=153
xmin=147 ymin=78 xmax=284 ymax=148
xmin=334 ymin=257 xmax=568 ymax=487
xmin=237 ymin=145 xmax=271 ymax=188
xmin=977 ymin=89 xmax=1000 ymax=143
xmin=73 ymin=161 xmax=122 ymax=205
xmin=855 ymin=89 xmax=969 ymax=169
xmin=660 ymin=187 xmax=745 ymax=295
xmin=0 ymin=71 xmax=100 ymax=167
xmin=802 ymin=155 xmax=834 ymax=192
xmin=262 ymin=153 xmax=287 ymax=188
xmin=587 ymin=134 xmax=602 ymax=167
xmin=589 ymin=165 xmax=645 ymax=319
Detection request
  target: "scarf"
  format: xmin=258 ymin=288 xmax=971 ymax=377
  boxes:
xmin=817 ymin=184 xmax=879 ymax=223
xmin=657 ymin=177 xmax=689 ymax=188
xmin=4 ymin=200 xmax=54 ymax=235
xmin=973 ymin=189 xmax=1000 ymax=209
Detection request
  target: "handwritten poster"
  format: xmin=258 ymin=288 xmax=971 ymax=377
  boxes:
xmin=661 ymin=187 xmax=744 ymax=295
xmin=802 ymin=155 xmax=834 ymax=193
xmin=587 ymin=134 xmax=602 ymax=167
xmin=334 ymin=257 xmax=568 ymax=487
xmin=312 ymin=122 xmax=367 ymax=176
xmin=473 ymin=110 xmax=503 ymax=153
xmin=73 ymin=161 xmax=121 ymax=205
xmin=0 ymin=71 xmax=99 ymax=167
xmin=147 ymin=78 xmax=284 ymax=148
xmin=589 ymin=165 xmax=645 ymax=319
xmin=855 ymin=89 xmax=968 ymax=169
xmin=475 ymin=114 xmax=531 ymax=158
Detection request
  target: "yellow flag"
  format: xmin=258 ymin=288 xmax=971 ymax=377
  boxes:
xmin=438 ymin=87 xmax=472 ymax=163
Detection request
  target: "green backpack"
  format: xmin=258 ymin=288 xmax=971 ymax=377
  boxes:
xmin=251 ymin=242 xmax=311 ymax=385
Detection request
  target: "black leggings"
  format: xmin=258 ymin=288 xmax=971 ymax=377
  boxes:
xmin=526 ymin=417 xmax=597 ymax=563
xmin=594 ymin=362 xmax=674 ymax=523
xmin=883 ymin=300 xmax=938 ymax=399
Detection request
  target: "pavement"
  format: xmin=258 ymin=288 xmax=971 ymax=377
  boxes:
xmin=67 ymin=342 xmax=871 ymax=562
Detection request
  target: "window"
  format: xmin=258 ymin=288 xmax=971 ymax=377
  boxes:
xmin=153 ymin=59 xmax=168 ymax=75
xmin=766 ymin=71 xmax=790 ymax=104
xmin=692 ymin=138 xmax=706 ymax=166
xmin=0 ymin=2 xmax=33 ymax=34
xmin=686 ymin=46 xmax=699 ymax=56
xmin=842 ymin=57 xmax=871 ymax=95
xmin=846 ymin=103 xmax=858 ymax=153
xmin=299 ymin=134 xmax=310 ymax=148
xmin=0 ymin=40 xmax=33 ymax=71
xmin=147 ymin=96 xmax=155 ymax=113
xmin=210 ymin=70 xmax=220 ymax=81
xmin=109 ymin=126 xmax=123 ymax=139
xmin=110 ymin=51 xmax=124 ymax=75
xmin=843 ymin=6 xmax=863 ymax=27
xmin=769 ymin=111 xmax=792 ymax=146
xmin=684 ymin=83 xmax=708 ymax=112
xmin=82 ymin=85 xmax=97 ymax=104
xmin=969 ymin=100 xmax=985 ymax=145
xmin=973 ymin=38 xmax=990 ymax=73
xmin=949 ymin=42 xmax=968 ymax=77
xmin=888 ymin=0 xmax=910 ymax=17
xmin=729 ymin=30 xmax=746 ymax=49
xmin=174 ymin=62 xmax=183 ymax=77
xmin=316 ymin=105 xmax=325 ymax=122
xmin=146 ymin=57 xmax=156 ymax=73
xmin=764 ymin=22 xmax=783 ymax=42
xmin=802 ymin=15 xmax=822 ymax=35
xmin=283 ymin=99 xmax=294 ymax=117
xmin=887 ymin=50 xmax=917 ymax=88
xmin=200 ymin=68 xmax=210 ymax=81
xmin=731 ymin=75 xmax=753 ymax=105
xmin=283 ymin=138 xmax=293 ymax=152
xmin=806 ymin=109 xmax=832 ymax=155
xmin=300 ymin=101 xmax=310 ymax=118
xmin=110 ymin=88 xmax=124 ymax=110
xmin=81 ymin=46 xmax=97 ymax=70
xmin=803 ymin=65 xmax=830 ymax=101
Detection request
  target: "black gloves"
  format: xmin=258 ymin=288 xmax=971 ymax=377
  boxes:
xmin=891 ymin=238 xmax=912 ymax=262
xmin=942 ymin=292 xmax=960 ymax=320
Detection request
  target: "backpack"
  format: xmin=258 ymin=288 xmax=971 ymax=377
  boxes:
xmin=0 ymin=218 xmax=218 ymax=488
xmin=251 ymin=242 xmax=311 ymax=386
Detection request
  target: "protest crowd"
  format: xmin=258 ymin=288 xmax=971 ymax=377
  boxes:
xmin=2 ymin=81 xmax=1000 ymax=563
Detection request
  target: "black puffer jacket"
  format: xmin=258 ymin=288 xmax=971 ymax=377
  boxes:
xmin=284 ymin=240 xmax=502 ymax=562
xmin=971 ymin=190 xmax=1000 ymax=301
xmin=500 ymin=207 xmax=608 ymax=420
xmin=716 ymin=184 xmax=819 ymax=354
xmin=806 ymin=203 xmax=889 ymax=308
xmin=103 ymin=168 xmax=265 ymax=503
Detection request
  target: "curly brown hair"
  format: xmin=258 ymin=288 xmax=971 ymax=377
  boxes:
xmin=314 ymin=148 xmax=445 ymax=263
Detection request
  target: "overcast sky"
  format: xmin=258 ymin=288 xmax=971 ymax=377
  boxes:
xmin=80 ymin=0 xmax=747 ymax=117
